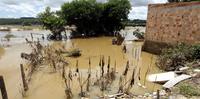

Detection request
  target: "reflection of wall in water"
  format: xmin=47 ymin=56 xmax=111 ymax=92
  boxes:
xmin=125 ymin=42 xmax=142 ymax=61
xmin=132 ymin=42 xmax=142 ymax=61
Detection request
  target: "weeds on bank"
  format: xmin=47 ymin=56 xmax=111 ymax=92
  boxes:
xmin=178 ymin=82 xmax=200 ymax=97
xmin=157 ymin=43 xmax=200 ymax=71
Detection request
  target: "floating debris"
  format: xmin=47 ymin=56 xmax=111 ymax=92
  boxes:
xmin=179 ymin=67 xmax=189 ymax=71
xmin=61 ymin=49 xmax=81 ymax=57
xmin=194 ymin=69 xmax=200 ymax=73
xmin=163 ymin=74 xmax=192 ymax=89
xmin=148 ymin=72 xmax=177 ymax=83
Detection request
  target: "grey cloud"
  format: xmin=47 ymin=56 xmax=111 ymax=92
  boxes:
xmin=129 ymin=6 xmax=147 ymax=19
xmin=0 ymin=0 xmax=33 ymax=5
xmin=0 ymin=0 xmax=167 ymax=19
xmin=96 ymin=0 xmax=107 ymax=3
xmin=130 ymin=0 xmax=168 ymax=7
xmin=131 ymin=0 xmax=148 ymax=7
xmin=42 ymin=0 xmax=68 ymax=7
xmin=1 ymin=1 xmax=18 ymax=5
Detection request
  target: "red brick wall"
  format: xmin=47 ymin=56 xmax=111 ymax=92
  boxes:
xmin=145 ymin=2 xmax=200 ymax=44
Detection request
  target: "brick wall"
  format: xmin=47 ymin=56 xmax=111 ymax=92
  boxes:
xmin=143 ymin=2 xmax=200 ymax=54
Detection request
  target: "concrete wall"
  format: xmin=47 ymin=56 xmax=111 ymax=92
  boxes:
xmin=143 ymin=2 xmax=200 ymax=54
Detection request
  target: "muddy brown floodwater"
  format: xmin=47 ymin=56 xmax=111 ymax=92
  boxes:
xmin=0 ymin=44 xmax=31 ymax=99
xmin=0 ymin=36 xmax=161 ymax=99
xmin=0 ymin=47 xmax=5 ymax=59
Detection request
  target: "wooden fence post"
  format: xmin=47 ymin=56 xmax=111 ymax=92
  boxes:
xmin=20 ymin=64 xmax=28 ymax=91
xmin=157 ymin=90 xmax=160 ymax=99
xmin=30 ymin=33 xmax=33 ymax=41
xmin=0 ymin=75 xmax=8 ymax=99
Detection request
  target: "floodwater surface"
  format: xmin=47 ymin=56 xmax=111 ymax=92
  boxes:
xmin=0 ymin=47 xmax=5 ymax=59
xmin=26 ymin=38 xmax=161 ymax=99
xmin=0 ymin=44 xmax=31 ymax=99
xmin=0 ymin=29 xmax=161 ymax=99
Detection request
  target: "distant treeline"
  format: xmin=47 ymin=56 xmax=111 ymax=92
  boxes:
xmin=0 ymin=17 xmax=146 ymax=27
xmin=123 ymin=19 xmax=146 ymax=27
xmin=0 ymin=17 xmax=41 ymax=25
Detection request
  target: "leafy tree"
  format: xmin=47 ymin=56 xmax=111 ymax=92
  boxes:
xmin=61 ymin=0 xmax=131 ymax=37
xmin=101 ymin=0 xmax=131 ymax=35
xmin=38 ymin=7 xmax=66 ymax=40
xmin=38 ymin=0 xmax=131 ymax=38
xmin=61 ymin=0 xmax=104 ymax=37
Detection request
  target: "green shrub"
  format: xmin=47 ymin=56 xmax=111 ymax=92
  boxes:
xmin=192 ymin=44 xmax=200 ymax=59
xmin=157 ymin=43 xmax=200 ymax=71
xmin=178 ymin=83 xmax=200 ymax=97
xmin=157 ymin=43 xmax=194 ymax=71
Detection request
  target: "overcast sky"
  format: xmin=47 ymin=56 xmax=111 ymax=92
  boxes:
xmin=0 ymin=0 xmax=167 ymax=20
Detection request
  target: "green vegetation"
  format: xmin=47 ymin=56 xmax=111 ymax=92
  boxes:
xmin=192 ymin=44 xmax=200 ymax=59
xmin=38 ymin=7 xmax=66 ymax=40
xmin=61 ymin=0 xmax=105 ymax=37
xmin=38 ymin=0 xmax=131 ymax=40
xmin=0 ymin=17 xmax=40 ymax=26
xmin=157 ymin=43 xmax=200 ymax=71
xmin=61 ymin=0 xmax=131 ymax=37
xmin=123 ymin=19 xmax=146 ymax=27
xmin=178 ymin=82 xmax=200 ymax=97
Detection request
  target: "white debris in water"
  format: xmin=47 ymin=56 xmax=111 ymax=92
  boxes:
xmin=194 ymin=69 xmax=200 ymax=73
xmin=179 ymin=67 xmax=189 ymax=71
xmin=148 ymin=72 xmax=177 ymax=83
xmin=163 ymin=74 xmax=192 ymax=88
